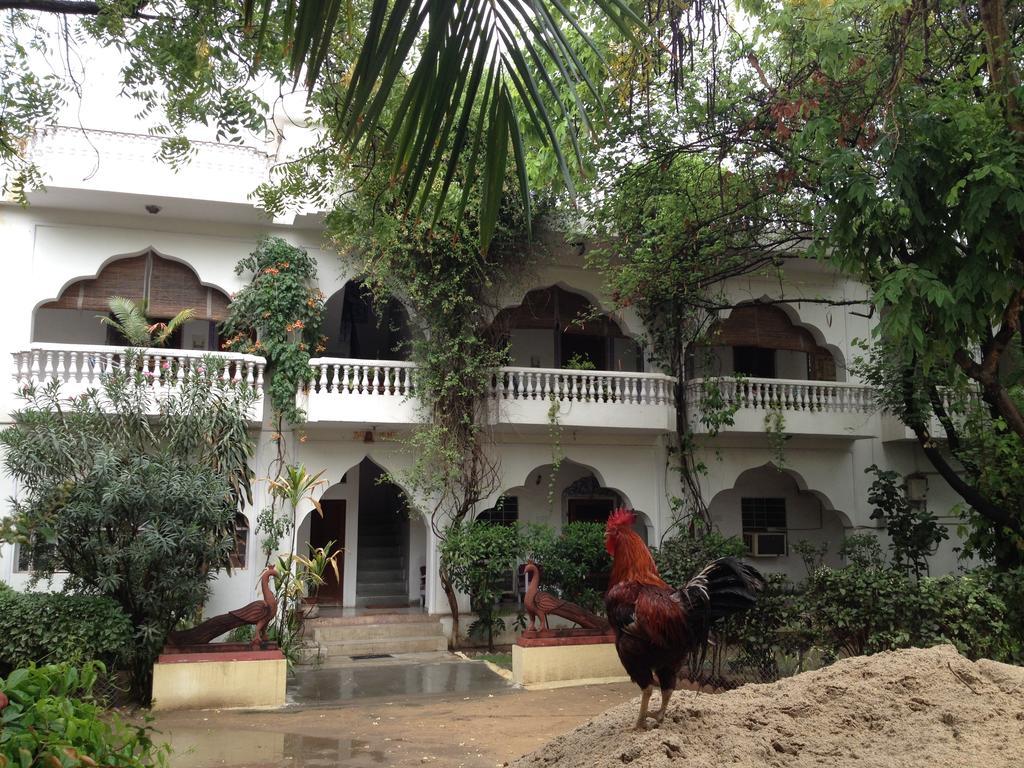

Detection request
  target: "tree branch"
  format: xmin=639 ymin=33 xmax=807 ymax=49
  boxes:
xmin=0 ymin=0 xmax=156 ymax=18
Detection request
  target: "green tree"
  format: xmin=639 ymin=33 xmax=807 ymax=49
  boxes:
xmin=0 ymin=0 xmax=647 ymax=249
xmin=0 ymin=355 xmax=257 ymax=702
xmin=609 ymin=0 xmax=1024 ymax=566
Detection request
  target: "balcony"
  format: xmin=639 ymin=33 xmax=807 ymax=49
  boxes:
xmin=301 ymin=358 xmax=676 ymax=432
xmin=685 ymin=377 xmax=878 ymax=439
xmin=11 ymin=344 xmax=266 ymax=422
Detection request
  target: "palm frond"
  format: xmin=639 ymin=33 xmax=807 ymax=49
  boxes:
xmin=99 ymin=296 xmax=152 ymax=347
xmin=242 ymin=0 xmax=645 ymax=251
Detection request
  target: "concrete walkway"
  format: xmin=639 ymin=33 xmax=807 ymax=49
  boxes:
xmin=154 ymin=651 xmax=637 ymax=768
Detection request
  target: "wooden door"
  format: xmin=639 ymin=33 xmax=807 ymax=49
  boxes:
xmin=310 ymin=500 xmax=346 ymax=603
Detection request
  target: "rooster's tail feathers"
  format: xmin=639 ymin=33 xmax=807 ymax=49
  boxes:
xmin=678 ymin=556 xmax=765 ymax=620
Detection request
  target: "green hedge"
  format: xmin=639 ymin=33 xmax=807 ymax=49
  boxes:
xmin=0 ymin=591 xmax=133 ymax=675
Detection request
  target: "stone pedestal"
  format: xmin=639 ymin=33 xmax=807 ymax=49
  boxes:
xmin=151 ymin=644 xmax=286 ymax=711
xmin=512 ymin=630 xmax=626 ymax=688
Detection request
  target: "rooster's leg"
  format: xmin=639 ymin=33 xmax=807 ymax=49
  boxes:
xmin=634 ymin=686 xmax=654 ymax=730
xmin=651 ymin=688 xmax=673 ymax=724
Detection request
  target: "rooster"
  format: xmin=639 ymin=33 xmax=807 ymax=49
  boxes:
xmin=604 ymin=508 xmax=764 ymax=729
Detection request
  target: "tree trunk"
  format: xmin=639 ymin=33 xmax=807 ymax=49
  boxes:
xmin=440 ymin=565 xmax=460 ymax=649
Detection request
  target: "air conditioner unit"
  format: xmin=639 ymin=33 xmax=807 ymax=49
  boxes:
xmin=743 ymin=531 xmax=787 ymax=557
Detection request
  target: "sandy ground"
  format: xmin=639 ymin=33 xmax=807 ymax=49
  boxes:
xmin=154 ymin=680 xmax=638 ymax=768
xmin=510 ymin=645 xmax=1024 ymax=768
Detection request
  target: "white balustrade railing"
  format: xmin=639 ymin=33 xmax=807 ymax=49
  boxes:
xmin=685 ymin=376 xmax=875 ymax=414
xmin=306 ymin=359 xmax=676 ymax=407
xmin=491 ymin=366 xmax=676 ymax=406
xmin=307 ymin=358 xmax=418 ymax=397
xmin=12 ymin=343 xmax=266 ymax=395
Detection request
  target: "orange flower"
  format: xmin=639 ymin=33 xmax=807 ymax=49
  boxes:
xmin=263 ymin=267 xmax=280 ymax=275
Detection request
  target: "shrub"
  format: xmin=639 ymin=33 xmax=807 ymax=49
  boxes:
xmin=441 ymin=521 xmax=523 ymax=651
xmin=0 ymin=591 xmax=133 ymax=676
xmin=652 ymin=529 xmax=747 ymax=586
xmin=0 ymin=357 xmax=257 ymax=702
xmin=799 ymin=564 xmax=1013 ymax=662
xmin=0 ymin=662 xmax=168 ymax=767
xmin=524 ymin=522 xmax=611 ymax=614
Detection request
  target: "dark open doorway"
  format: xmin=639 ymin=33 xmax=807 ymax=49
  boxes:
xmin=310 ymin=500 xmax=346 ymax=604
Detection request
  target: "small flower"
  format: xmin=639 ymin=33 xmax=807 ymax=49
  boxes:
xmin=197 ymin=365 xmax=206 ymax=375
xmin=161 ymin=361 xmax=170 ymax=370
xmin=298 ymin=433 xmax=308 ymax=443
xmin=279 ymin=261 xmax=290 ymax=269
xmin=263 ymin=267 xmax=280 ymax=275
xmin=142 ymin=370 xmax=155 ymax=379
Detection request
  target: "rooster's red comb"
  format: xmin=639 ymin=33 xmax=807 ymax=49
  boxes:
xmin=606 ymin=507 xmax=636 ymax=531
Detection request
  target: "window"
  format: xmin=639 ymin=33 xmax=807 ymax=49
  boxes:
xmin=741 ymin=497 xmax=787 ymax=530
xmin=476 ymin=496 xmax=519 ymax=526
xmin=229 ymin=513 xmax=249 ymax=568
xmin=741 ymin=498 xmax=787 ymax=557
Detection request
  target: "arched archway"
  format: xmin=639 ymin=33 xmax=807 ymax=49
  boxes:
xmin=321 ymin=279 xmax=412 ymax=360
xmin=33 ymin=249 xmax=230 ymax=350
xmin=488 ymin=458 xmax=646 ymax=540
xmin=688 ymin=303 xmax=843 ymax=382
xmin=492 ymin=286 xmax=642 ymax=371
xmin=305 ymin=457 xmax=420 ymax=608
xmin=708 ymin=463 xmax=850 ymax=579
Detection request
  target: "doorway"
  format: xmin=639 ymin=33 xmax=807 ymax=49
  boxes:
xmin=310 ymin=500 xmax=346 ymax=604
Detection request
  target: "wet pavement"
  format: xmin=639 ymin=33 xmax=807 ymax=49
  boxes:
xmin=286 ymin=653 xmax=513 ymax=707
xmin=155 ymin=652 xmax=638 ymax=768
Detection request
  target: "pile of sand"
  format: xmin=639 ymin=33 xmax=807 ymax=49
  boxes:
xmin=510 ymin=645 xmax=1024 ymax=767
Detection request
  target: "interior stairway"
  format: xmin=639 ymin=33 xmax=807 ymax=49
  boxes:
xmin=303 ymin=613 xmax=448 ymax=661
xmin=355 ymin=506 xmax=409 ymax=608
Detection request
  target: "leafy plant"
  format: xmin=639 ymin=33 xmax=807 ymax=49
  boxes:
xmin=866 ymin=465 xmax=948 ymax=578
xmin=0 ymin=592 xmax=133 ymax=677
xmin=523 ymin=522 xmax=612 ymax=614
xmin=652 ymin=529 xmax=746 ymax=587
xmin=0 ymin=355 xmax=257 ymax=702
xmin=221 ymin=236 xmax=326 ymax=424
xmin=99 ymin=297 xmax=196 ymax=348
xmin=441 ymin=522 xmax=523 ymax=651
xmin=0 ymin=662 xmax=169 ymax=768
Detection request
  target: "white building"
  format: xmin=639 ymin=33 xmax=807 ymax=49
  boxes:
xmin=0 ymin=119 xmax=968 ymax=637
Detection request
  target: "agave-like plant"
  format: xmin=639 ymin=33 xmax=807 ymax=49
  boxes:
xmin=99 ymin=296 xmax=196 ymax=348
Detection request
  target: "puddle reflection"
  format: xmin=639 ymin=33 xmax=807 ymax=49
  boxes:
xmin=167 ymin=729 xmax=394 ymax=767
xmin=287 ymin=660 xmax=510 ymax=705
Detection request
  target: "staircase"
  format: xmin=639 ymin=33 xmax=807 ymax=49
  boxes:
xmin=355 ymin=508 xmax=409 ymax=608
xmin=304 ymin=613 xmax=448 ymax=660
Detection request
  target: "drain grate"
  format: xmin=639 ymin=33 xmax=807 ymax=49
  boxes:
xmin=349 ymin=653 xmax=393 ymax=660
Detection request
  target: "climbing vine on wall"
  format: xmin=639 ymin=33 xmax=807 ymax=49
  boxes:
xmin=326 ymin=161 xmax=533 ymax=643
xmin=221 ymin=236 xmax=326 ymax=425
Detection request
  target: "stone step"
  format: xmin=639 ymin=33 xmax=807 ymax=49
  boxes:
xmin=356 ymin=582 xmax=408 ymax=597
xmin=317 ymin=634 xmax=448 ymax=658
xmin=356 ymin=558 xmax=403 ymax=573
xmin=306 ymin=612 xmax=434 ymax=628
xmin=313 ymin=620 xmax=443 ymax=643
xmin=357 ymin=568 xmax=405 ymax=582
xmin=354 ymin=595 xmax=416 ymax=608
xmin=357 ymin=546 xmax=402 ymax=559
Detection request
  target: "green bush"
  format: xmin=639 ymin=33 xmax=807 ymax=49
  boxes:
xmin=652 ymin=529 xmax=747 ymax=586
xmin=441 ymin=521 xmax=523 ymax=651
xmin=0 ymin=591 xmax=133 ymax=676
xmin=524 ymin=522 xmax=612 ymax=614
xmin=798 ymin=565 xmax=1013 ymax=662
xmin=0 ymin=662 xmax=168 ymax=768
